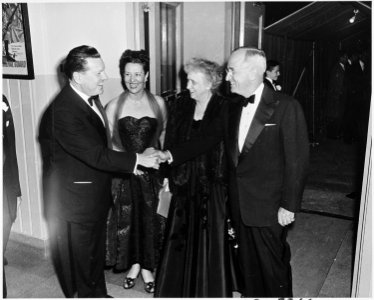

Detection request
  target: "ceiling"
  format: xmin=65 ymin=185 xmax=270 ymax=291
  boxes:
xmin=264 ymin=1 xmax=371 ymax=41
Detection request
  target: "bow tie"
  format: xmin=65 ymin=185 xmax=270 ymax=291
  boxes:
xmin=240 ymin=95 xmax=255 ymax=107
xmin=88 ymin=95 xmax=99 ymax=106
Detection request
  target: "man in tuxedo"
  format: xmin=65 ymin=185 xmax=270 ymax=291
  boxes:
xmin=159 ymin=48 xmax=309 ymax=297
xmin=264 ymin=59 xmax=281 ymax=91
xmin=38 ymin=45 xmax=159 ymax=298
xmin=3 ymin=95 xmax=22 ymax=298
xmin=325 ymin=51 xmax=348 ymax=139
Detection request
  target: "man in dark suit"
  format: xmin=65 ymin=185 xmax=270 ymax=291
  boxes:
xmin=325 ymin=51 xmax=348 ymax=139
xmin=38 ymin=45 xmax=159 ymax=298
xmin=3 ymin=95 xmax=22 ymax=298
xmin=264 ymin=59 xmax=281 ymax=91
xmin=158 ymin=48 xmax=309 ymax=297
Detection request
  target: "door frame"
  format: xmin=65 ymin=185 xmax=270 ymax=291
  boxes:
xmin=144 ymin=2 xmax=183 ymax=95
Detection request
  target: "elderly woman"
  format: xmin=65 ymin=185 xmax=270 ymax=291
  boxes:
xmin=105 ymin=49 xmax=167 ymax=293
xmin=155 ymin=58 xmax=240 ymax=297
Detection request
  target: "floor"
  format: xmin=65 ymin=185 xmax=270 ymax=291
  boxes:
xmin=4 ymin=137 xmax=360 ymax=298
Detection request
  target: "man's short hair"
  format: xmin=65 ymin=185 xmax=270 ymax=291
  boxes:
xmin=62 ymin=45 xmax=101 ymax=80
xmin=239 ymin=47 xmax=267 ymax=73
xmin=266 ymin=60 xmax=280 ymax=72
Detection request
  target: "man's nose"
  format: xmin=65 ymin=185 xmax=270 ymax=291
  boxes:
xmin=101 ymin=72 xmax=108 ymax=81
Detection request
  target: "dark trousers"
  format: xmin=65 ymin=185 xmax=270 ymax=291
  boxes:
xmin=237 ymin=221 xmax=292 ymax=297
xmin=47 ymin=217 xmax=107 ymax=298
xmin=3 ymin=188 xmax=15 ymax=298
xmin=3 ymin=217 xmax=12 ymax=299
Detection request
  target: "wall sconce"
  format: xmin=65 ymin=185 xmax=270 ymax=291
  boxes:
xmin=349 ymin=9 xmax=359 ymax=23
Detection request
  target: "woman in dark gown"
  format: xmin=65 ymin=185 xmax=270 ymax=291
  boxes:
xmin=155 ymin=58 xmax=241 ymax=297
xmin=105 ymin=50 xmax=167 ymax=293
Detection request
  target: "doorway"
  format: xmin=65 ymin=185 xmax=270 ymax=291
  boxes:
xmin=145 ymin=2 xmax=182 ymax=99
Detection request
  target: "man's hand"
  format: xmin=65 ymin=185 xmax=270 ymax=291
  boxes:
xmin=278 ymin=207 xmax=295 ymax=227
xmin=155 ymin=150 xmax=171 ymax=163
xmin=137 ymin=148 xmax=160 ymax=169
xmin=17 ymin=197 xmax=22 ymax=211
xmin=142 ymin=147 xmax=157 ymax=156
xmin=142 ymin=148 xmax=171 ymax=163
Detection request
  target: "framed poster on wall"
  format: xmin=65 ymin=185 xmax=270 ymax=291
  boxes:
xmin=2 ymin=3 xmax=34 ymax=80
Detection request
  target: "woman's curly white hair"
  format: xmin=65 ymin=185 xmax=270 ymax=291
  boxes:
xmin=184 ymin=58 xmax=223 ymax=92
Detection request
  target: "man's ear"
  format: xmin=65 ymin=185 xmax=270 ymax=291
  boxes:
xmin=145 ymin=72 xmax=149 ymax=82
xmin=72 ymin=71 xmax=81 ymax=84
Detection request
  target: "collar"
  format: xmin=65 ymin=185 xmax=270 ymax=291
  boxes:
xmin=70 ymin=83 xmax=91 ymax=106
xmin=359 ymin=60 xmax=364 ymax=70
xmin=252 ymin=83 xmax=264 ymax=103
xmin=265 ymin=77 xmax=273 ymax=84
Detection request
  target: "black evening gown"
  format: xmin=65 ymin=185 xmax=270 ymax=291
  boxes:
xmin=106 ymin=116 xmax=165 ymax=272
xmin=155 ymin=95 xmax=241 ymax=297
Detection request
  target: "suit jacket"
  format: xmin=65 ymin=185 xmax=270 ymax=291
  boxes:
xmin=264 ymin=78 xmax=276 ymax=91
xmin=347 ymin=60 xmax=365 ymax=98
xmin=3 ymin=95 xmax=21 ymax=222
xmin=171 ymin=86 xmax=309 ymax=227
xmin=326 ymin=63 xmax=347 ymax=118
xmin=38 ymin=85 xmax=136 ymax=223
xmin=327 ymin=63 xmax=347 ymax=97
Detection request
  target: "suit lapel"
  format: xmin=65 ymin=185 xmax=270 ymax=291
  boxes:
xmin=240 ymin=86 xmax=279 ymax=156
xmin=66 ymin=85 xmax=107 ymax=135
xmin=228 ymin=103 xmax=242 ymax=167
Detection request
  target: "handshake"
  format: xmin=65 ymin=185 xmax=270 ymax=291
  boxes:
xmin=137 ymin=147 xmax=171 ymax=169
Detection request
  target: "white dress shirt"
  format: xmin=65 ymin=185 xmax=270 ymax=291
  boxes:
xmin=70 ymin=83 xmax=105 ymax=125
xmin=238 ymin=83 xmax=264 ymax=152
xmin=359 ymin=60 xmax=364 ymax=71
xmin=265 ymin=77 xmax=276 ymax=90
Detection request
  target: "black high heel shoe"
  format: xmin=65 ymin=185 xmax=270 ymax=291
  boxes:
xmin=144 ymin=281 xmax=155 ymax=293
xmin=123 ymin=277 xmax=136 ymax=289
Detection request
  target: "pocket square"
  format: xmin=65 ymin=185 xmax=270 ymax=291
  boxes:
xmin=264 ymin=123 xmax=277 ymax=126
xmin=73 ymin=181 xmax=92 ymax=184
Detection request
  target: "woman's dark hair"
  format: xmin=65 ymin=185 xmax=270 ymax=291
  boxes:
xmin=119 ymin=49 xmax=149 ymax=90
xmin=266 ymin=60 xmax=280 ymax=72
xmin=62 ymin=45 xmax=101 ymax=79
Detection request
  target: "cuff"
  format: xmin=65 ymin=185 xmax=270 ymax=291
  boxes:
xmin=166 ymin=150 xmax=173 ymax=164
xmin=133 ymin=153 xmax=139 ymax=174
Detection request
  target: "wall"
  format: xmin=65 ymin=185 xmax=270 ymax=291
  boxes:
xmin=2 ymin=2 xmax=138 ymax=240
xmin=351 ymin=107 xmax=372 ymax=297
xmin=183 ymin=2 xmax=227 ymax=65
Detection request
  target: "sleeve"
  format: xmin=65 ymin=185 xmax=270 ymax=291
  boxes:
xmin=280 ymin=99 xmax=310 ymax=212
xmin=169 ymin=101 xmax=225 ymax=166
xmin=156 ymin=95 xmax=168 ymax=149
xmin=3 ymin=96 xmax=22 ymax=197
xmin=54 ymin=107 xmax=136 ymax=173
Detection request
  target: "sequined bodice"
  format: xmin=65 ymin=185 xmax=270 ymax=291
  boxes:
xmin=118 ymin=116 xmax=158 ymax=153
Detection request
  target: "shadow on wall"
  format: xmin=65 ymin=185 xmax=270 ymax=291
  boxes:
xmin=57 ymin=58 xmax=68 ymax=89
